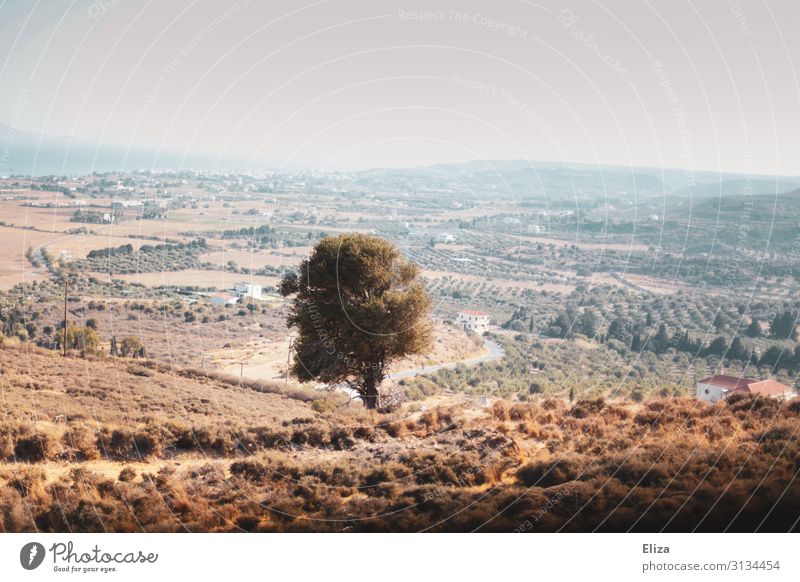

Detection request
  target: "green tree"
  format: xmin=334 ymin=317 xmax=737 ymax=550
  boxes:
xmin=56 ymin=324 xmax=99 ymax=355
xmin=704 ymin=336 xmax=728 ymax=357
xmin=119 ymin=336 xmax=144 ymax=358
xmin=728 ymin=336 xmax=747 ymax=361
xmin=759 ymin=345 xmax=790 ymax=369
xmin=770 ymin=311 xmax=798 ymax=341
xmin=280 ymin=234 xmax=432 ymax=409
xmin=653 ymin=323 xmax=670 ymax=353
xmin=577 ymin=309 xmax=600 ymax=338
xmin=607 ymin=317 xmax=630 ymax=344
xmin=745 ymin=318 xmax=762 ymax=338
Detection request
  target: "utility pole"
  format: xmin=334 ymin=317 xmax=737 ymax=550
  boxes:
xmin=285 ymin=334 xmax=294 ymax=386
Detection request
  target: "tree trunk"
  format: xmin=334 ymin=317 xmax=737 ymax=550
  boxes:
xmin=363 ymin=377 xmax=379 ymax=409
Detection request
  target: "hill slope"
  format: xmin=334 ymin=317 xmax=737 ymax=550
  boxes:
xmin=1 ymin=344 xmax=799 ymax=532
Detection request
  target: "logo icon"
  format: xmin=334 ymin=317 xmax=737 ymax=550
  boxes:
xmin=20 ymin=542 xmax=46 ymax=570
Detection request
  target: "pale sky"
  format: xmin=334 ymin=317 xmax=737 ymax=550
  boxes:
xmin=0 ymin=0 xmax=798 ymax=174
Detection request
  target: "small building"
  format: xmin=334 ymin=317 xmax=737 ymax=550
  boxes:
xmin=457 ymin=310 xmax=490 ymax=334
xmin=696 ymin=374 xmax=792 ymax=404
xmin=208 ymin=292 xmax=239 ymax=306
xmin=233 ymin=282 xmax=262 ymax=300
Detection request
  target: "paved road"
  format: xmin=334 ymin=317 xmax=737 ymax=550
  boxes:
xmin=387 ymin=337 xmax=505 ymax=381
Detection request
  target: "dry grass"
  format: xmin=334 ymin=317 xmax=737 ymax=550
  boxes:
xmin=1 ymin=346 xmax=798 ymax=532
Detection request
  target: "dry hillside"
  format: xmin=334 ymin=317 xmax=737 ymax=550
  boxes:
xmin=0 ymin=343 xmax=798 ymax=533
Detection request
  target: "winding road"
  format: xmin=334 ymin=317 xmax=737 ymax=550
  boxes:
xmin=387 ymin=336 xmax=505 ymax=381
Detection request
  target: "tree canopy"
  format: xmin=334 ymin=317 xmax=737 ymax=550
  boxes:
xmin=280 ymin=233 xmax=432 ymax=408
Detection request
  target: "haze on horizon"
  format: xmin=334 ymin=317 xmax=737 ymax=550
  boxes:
xmin=0 ymin=0 xmax=798 ymax=177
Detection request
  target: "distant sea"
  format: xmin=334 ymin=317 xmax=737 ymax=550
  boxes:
xmin=0 ymin=139 xmax=278 ymax=177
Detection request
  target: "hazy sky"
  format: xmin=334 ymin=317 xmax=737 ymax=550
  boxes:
xmin=1 ymin=0 xmax=798 ymax=174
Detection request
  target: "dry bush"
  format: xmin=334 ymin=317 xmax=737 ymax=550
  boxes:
xmin=384 ymin=420 xmax=408 ymax=438
xmin=62 ymin=426 xmax=101 ymax=461
xmin=490 ymin=400 xmax=510 ymax=421
xmin=0 ymin=433 xmax=13 ymax=460
xmin=118 ymin=467 xmax=137 ymax=482
xmin=726 ymin=393 xmax=783 ymax=419
xmin=290 ymin=425 xmax=330 ymax=447
xmin=569 ymin=398 xmax=606 ymax=418
xmin=100 ymin=428 xmax=161 ymax=460
xmin=516 ymin=455 xmax=585 ymax=488
xmin=508 ymin=402 xmax=538 ymax=422
xmin=13 ymin=433 xmax=57 ymax=462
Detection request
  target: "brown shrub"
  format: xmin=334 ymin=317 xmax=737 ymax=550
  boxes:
xmin=230 ymin=460 xmax=270 ymax=481
xmin=0 ymin=433 xmax=13 ymax=461
xmin=290 ymin=425 xmax=330 ymax=447
xmin=102 ymin=429 xmax=161 ymax=460
xmin=508 ymin=403 xmax=537 ymax=421
xmin=569 ymin=398 xmax=606 ymax=418
xmin=14 ymin=434 xmax=57 ymax=462
xmin=62 ymin=426 xmax=100 ymax=461
xmin=118 ymin=467 xmax=137 ymax=482
xmin=384 ymin=421 xmax=407 ymax=438
xmin=490 ymin=400 xmax=510 ymax=421
xmin=516 ymin=456 xmax=584 ymax=488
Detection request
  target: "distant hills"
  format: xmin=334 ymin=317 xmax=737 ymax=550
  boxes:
xmin=2 ymin=123 xmax=799 ymax=197
xmin=359 ymin=158 xmax=800 ymax=200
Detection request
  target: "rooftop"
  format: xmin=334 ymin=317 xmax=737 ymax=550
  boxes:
xmin=699 ymin=375 xmax=791 ymax=396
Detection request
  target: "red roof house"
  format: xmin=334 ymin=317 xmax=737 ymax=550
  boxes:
xmin=696 ymin=374 xmax=792 ymax=403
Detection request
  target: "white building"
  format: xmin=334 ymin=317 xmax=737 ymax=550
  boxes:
xmin=696 ymin=375 xmax=791 ymax=404
xmin=457 ymin=310 xmax=490 ymax=334
xmin=208 ymin=292 xmax=239 ymax=306
xmin=233 ymin=282 xmax=263 ymax=300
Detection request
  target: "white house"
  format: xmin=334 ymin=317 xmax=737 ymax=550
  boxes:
xmin=457 ymin=310 xmax=490 ymax=334
xmin=233 ymin=282 xmax=262 ymax=300
xmin=208 ymin=292 xmax=239 ymax=306
xmin=696 ymin=374 xmax=792 ymax=404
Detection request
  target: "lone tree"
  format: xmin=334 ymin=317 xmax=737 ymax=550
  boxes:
xmin=280 ymin=233 xmax=432 ymax=409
